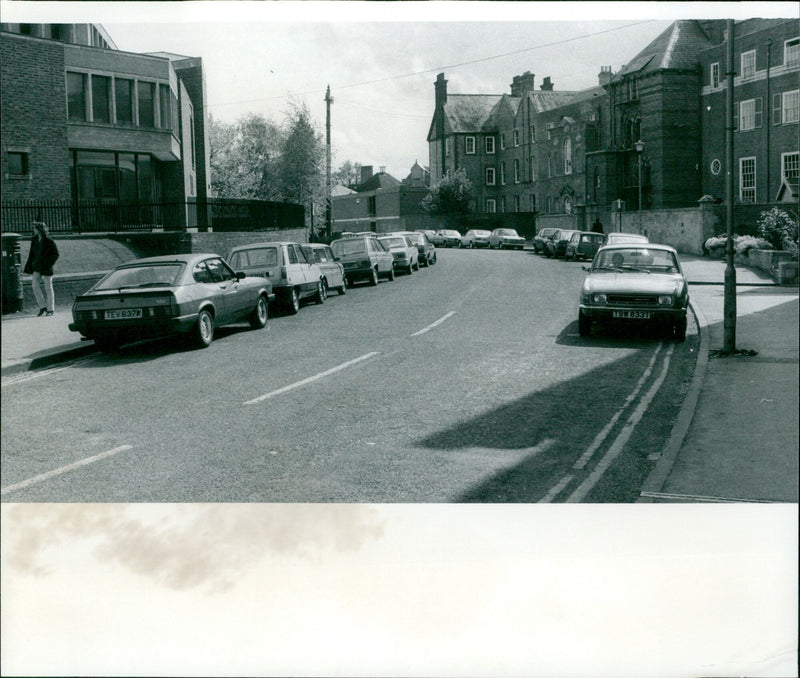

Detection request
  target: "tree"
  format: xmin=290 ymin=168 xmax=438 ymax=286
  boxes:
xmin=421 ymin=169 xmax=475 ymax=220
xmin=332 ymin=160 xmax=362 ymax=188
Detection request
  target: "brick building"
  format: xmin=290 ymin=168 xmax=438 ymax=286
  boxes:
xmin=1 ymin=23 xmax=210 ymax=229
xmin=428 ymin=18 xmax=799 ymax=229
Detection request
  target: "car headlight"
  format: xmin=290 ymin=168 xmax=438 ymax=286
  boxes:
xmin=658 ymin=295 xmax=673 ymax=306
xmin=593 ymin=293 xmax=607 ymax=304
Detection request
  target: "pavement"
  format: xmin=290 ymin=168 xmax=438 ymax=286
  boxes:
xmin=2 ymin=254 xmax=798 ymax=503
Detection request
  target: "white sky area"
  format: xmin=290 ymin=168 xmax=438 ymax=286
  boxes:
xmin=1 ymin=2 xmax=798 ymax=676
xmin=1 ymin=503 xmax=798 ymax=677
xmin=2 ymin=1 xmax=795 ymax=180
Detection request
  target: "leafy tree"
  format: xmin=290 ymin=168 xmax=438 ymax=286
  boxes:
xmin=421 ymin=169 xmax=475 ymax=219
xmin=333 ymin=160 xmax=362 ymax=188
xmin=757 ymin=207 xmax=799 ymax=255
xmin=277 ymin=103 xmax=323 ymax=205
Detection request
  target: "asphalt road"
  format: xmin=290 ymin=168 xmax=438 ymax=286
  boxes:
xmin=1 ymin=247 xmax=700 ymax=502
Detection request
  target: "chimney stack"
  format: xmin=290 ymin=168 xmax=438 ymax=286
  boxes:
xmin=434 ymin=72 xmax=448 ymax=108
xmin=598 ymin=66 xmax=613 ymax=86
xmin=360 ymin=165 xmax=374 ymax=184
xmin=510 ymin=71 xmax=535 ymax=97
xmin=540 ymin=76 xmax=554 ymax=91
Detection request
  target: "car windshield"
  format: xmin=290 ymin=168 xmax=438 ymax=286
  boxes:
xmin=95 ymin=263 xmax=183 ymax=290
xmin=332 ymin=239 xmax=366 ymax=256
xmin=229 ymin=247 xmax=278 ymax=269
xmin=443 ymin=230 xmax=460 ymax=237
xmin=593 ymin=248 xmax=679 ymax=273
xmin=496 ymin=229 xmax=517 ymax=236
xmin=406 ymin=234 xmax=424 ymax=245
xmin=380 ymin=237 xmax=406 ymax=248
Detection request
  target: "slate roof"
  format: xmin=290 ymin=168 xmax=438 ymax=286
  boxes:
xmin=443 ymin=94 xmax=504 ymax=133
xmin=525 ymin=90 xmax=580 ymax=113
xmin=612 ymin=20 xmax=714 ymax=81
xmin=355 ymin=172 xmax=401 ymax=192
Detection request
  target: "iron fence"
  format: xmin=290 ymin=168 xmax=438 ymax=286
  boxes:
xmin=1 ymin=198 xmax=304 ymax=235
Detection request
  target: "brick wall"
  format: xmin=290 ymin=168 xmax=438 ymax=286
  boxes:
xmin=1 ymin=33 xmax=71 ymax=201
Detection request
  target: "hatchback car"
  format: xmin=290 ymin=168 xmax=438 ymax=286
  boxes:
xmin=565 ymin=231 xmax=606 ymax=261
xmin=228 ymin=242 xmax=325 ymax=314
xmin=436 ymin=229 xmax=462 ymax=247
xmin=378 ymin=235 xmax=420 ymax=274
xmin=69 ymin=253 xmax=274 ymax=352
xmin=488 ymin=228 xmax=526 ymax=250
xmin=578 ymin=244 xmax=689 ymax=341
xmin=605 ymin=232 xmax=650 ymax=246
xmin=301 ymin=243 xmax=347 ymax=296
xmin=330 ymin=235 xmax=395 ymax=286
xmin=545 ymin=229 xmax=580 ymax=258
xmin=461 ymin=229 xmax=492 ymax=248
xmin=425 ymin=230 xmax=445 ymax=247
xmin=386 ymin=231 xmax=436 ymax=267
xmin=532 ymin=227 xmax=559 ymax=253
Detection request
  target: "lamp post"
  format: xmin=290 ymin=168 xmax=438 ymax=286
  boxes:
xmin=634 ymin=139 xmax=645 ymax=232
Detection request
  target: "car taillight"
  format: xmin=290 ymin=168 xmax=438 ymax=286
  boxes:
xmin=280 ymin=266 xmax=287 ymax=280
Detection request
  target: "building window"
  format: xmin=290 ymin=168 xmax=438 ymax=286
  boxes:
xmin=485 ymin=136 xmax=495 ymax=154
xmin=738 ymin=98 xmax=762 ymax=130
xmin=514 ymin=195 xmax=521 ymax=212
xmin=513 ymin=129 xmax=520 ymax=146
xmin=499 ymin=133 xmax=506 ymax=150
xmin=530 ymin=125 xmax=536 ymax=143
xmin=531 ymin=160 xmax=536 ymax=182
xmin=6 ymin=151 xmax=29 ymax=177
xmin=710 ymin=62 xmax=720 ymax=88
xmin=115 ymin=78 xmax=134 ymax=125
xmin=547 ymin=154 xmax=553 ymax=179
xmin=564 ymin=195 xmax=573 ymax=214
xmin=138 ymin=81 xmax=155 ymax=127
xmin=465 ymin=136 xmax=476 ymax=154
xmin=91 ymin=75 xmax=111 ymax=124
xmin=563 ymin=138 xmax=572 ymax=175
xmin=159 ymin=84 xmax=172 ymax=130
xmin=785 ymin=37 xmax=800 ymax=68
xmin=781 ymin=90 xmax=799 ymax=123
xmin=739 ymin=157 xmax=756 ymax=202
xmin=67 ymin=72 xmax=87 ymax=121
xmin=530 ymin=194 xmax=536 ymax=212
xmin=627 ymin=77 xmax=638 ymax=100
xmin=500 ymin=162 xmax=505 ymax=185
xmin=445 ymin=137 xmax=451 ymax=157
xmin=547 ymin=195 xmax=553 ymax=213
xmin=741 ymin=50 xmax=756 ymax=79
xmin=783 ymin=152 xmax=799 ymax=182
xmin=514 ymin=159 xmax=520 ymax=183
xmin=486 ymin=167 xmax=496 ymax=186
xmin=486 ymin=198 xmax=496 ymax=213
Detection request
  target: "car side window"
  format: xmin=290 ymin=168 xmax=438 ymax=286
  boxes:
xmin=294 ymin=245 xmax=310 ymax=264
xmin=205 ymin=257 xmax=234 ymax=282
xmin=193 ymin=261 xmax=214 ymax=284
xmin=286 ymin=246 xmax=298 ymax=265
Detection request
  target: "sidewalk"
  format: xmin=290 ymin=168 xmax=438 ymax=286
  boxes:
xmin=2 ymin=256 xmax=798 ymax=502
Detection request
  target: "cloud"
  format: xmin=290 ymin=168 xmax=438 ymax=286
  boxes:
xmin=3 ymin=504 xmax=385 ymax=593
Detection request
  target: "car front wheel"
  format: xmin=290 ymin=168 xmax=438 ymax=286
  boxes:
xmin=315 ymin=280 xmax=326 ymax=304
xmin=673 ymin=316 xmax=687 ymax=342
xmin=369 ymin=268 xmax=379 ymax=286
xmin=193 ymin=308 xmax=215 ymax=348
xmin=288 ymin=287 xmax=300 ymax=314
xmin=338 ymin=277 xmax=347 ymax=295
xmin=249 ymin=295 xmax=268 ymax=329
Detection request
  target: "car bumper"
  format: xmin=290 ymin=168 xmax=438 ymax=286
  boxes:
xmin=69 ymin=314 xmax=198 ymax=340
xmin=342 ymin=264 xmax=374 ymax=282
xmin=579 ymin=305 xmax=687 ymax=323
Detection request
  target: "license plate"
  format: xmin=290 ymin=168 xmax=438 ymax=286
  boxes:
xmin=105 ymin=308 xmax=142 ymax=320
xmin=613 ymin=310 xmax=651 ymax=319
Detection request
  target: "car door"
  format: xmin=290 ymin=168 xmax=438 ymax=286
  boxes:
xmin=204 ymin=256 xmax=247 ymax=320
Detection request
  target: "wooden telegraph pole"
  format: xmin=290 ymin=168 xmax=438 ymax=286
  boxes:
xmin=723 ymin=18 xmax=737 ymax=352
xmin=325 ymin=85 xmax=333 ymax=242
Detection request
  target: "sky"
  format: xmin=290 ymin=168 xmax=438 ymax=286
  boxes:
xmin=2 ymin=2 xmax=798 ymax=676
xmin=3 ymin=1 xmax=795 ymax=180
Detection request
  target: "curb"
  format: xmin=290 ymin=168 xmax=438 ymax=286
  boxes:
xmin=1 ymin=342 xmax=98 ymax=377
xmin=637 ymin=298 xmax=710 ymax=502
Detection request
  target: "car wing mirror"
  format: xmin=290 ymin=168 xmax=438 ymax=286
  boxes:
xmin=236 ymin=271 xmax=247 ymax=280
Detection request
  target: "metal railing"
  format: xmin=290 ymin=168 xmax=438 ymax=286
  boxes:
xmin=1 ymin=198 xmax=305 ymax=235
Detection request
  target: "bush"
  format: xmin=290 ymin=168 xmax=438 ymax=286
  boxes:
xmin=756 ymin=207 xmax=798 ymax=255
xmin=704 ymin=234 xmax=772 ymax=256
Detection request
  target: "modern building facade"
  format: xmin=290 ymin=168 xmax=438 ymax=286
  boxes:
xmin=1 ymin=23 xmax=210 ymax=229
xmin=427 ymin=18 xmax=799 ymax=229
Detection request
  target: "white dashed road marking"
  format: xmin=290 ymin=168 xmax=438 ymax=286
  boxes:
xmin=411 ymin=311 xmax=456 ymax=336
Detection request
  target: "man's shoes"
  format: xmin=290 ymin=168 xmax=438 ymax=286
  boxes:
xmin=37 ymin=308 xmax=47 ymax=316
xmin=45 ymin=311 xmax=54 ymax=316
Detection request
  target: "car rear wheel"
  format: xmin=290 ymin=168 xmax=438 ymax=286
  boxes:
xmin=315 ymin=280 xmax=326 ymax=304
xmin=288 ymin=287 xmax=300 ymax=314
xmin=369 ymin=268 xmax=379 ymax=286
xmin=386 ymin=266 xmax=395 ymax=281
xmin=338 ymin=277 xmax=347 ymax=295
xmin=193 ymin=309 xmax=215 ymax=348
xmin=578 ymin=312 xmax=591 ymax=337
xmin=249 ymin=295 xmax=268 ymax=329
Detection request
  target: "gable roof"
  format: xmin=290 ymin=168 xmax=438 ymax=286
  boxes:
xmin=443 ymin=94 xmax=504 ymax=133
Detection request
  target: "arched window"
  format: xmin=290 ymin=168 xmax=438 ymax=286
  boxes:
xmin=563 ymin=138 xmax=572 ymax=175
xmin=564 ymin=195 xmax=573 ymax=214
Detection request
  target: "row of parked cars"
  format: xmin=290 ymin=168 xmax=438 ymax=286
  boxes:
xmin=422 ymin=228 xmax=527 ymax=250
xmin=69 ymin=230 xmax=438 ymax=353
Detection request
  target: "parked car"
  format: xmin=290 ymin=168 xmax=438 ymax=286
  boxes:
xmin=565 ymin=231 xmax=606 ymax=261
xmin=605 ymin=232 xmax=650 ymax=246
xmin=461 ymin=229 xmax=492 ymax=248
xmin=436 ymin=229 xmax=462 ymax=247
xmin=532 ymin=227 xmax=559 ymax=254
xmin=378 ymin=234 xmax=420 ymax=274
xmin=578 ymin=244 xmax=689 ymax=341
xmin=545 ymin=229 xmax=580 ymax=258
xmin=488 ymin=228 xmax=526 ymax=250
xmin=330 ymin=235 xmax=395 ymax=286
xmin=421 ymin=229 xmax=443 ymax=247
xmin=227 ymin=241 xmax=325 ymax=314
xmin=301 ymin=243 xmax=347 ymax=296
xmin=388 ymin=231 xmax=436 ymax=266
xmin=69 ymin=253 xmax=274 ymax=352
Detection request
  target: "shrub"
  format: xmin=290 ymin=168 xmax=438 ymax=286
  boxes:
xmin=704 ymin=234 xmax=771 ymax=255
xmin=756 ymin=207 xmax=799 ymax=255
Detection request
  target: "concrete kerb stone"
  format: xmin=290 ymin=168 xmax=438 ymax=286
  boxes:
xmin=1 ymin=342 xmax=97 ymax=377
xmin=638 ymin=299 xmax=710 ymax=502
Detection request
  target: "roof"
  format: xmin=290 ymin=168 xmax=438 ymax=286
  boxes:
xmin=355 ymin=172 xmax=401 ymax=192
xmin=525 ymin=90 xmax=580 ymax=113
xmin=613 ymin=20 xmax=714 ymax=81
xmin=443 ymin=94 xmax=504 ymax=133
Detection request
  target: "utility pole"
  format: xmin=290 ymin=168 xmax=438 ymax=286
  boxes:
xmin=325 ymin=85 xmax=333 ymax=242
xmin=723 ymin=18 xmax=737 ymax=352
